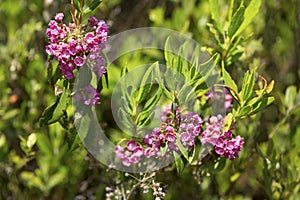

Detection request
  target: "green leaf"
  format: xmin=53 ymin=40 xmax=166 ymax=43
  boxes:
xmin=2 ymin=109 xmax=19 ymax=120
xmin=27 ymin=133 xmax=37 ymax=149
xmin=237 ymin=105 xmax=253 ymax=118
xmin=176 ymin=137 xmax=189 ymax=161
xmin=75 ymin=113 xmax=91 ymax=142
xmin=206 ymin=23 xmax=222 ymax=48
xmin=177 ymin=48 xmax=184 ymax=75
xmin=37 ymin=134 xmax=53 ymax=156
xmin=177 ymin=82 xmax=196 ymax=106
xmin=240 ymin=70 xmax=255 ymax=104
xmin=47 ymin=168 xmax=67 ymax=190
xmin=20 ymin=172 xmax=44 ymax=190
xmin=120 ymin=64 xmax=128 ymax=77
xmin=67 ymin=127 xmax=79 ymax=151
xmin=266 ymin=80 xmax=274 ymax=94
xmin=209 ymin=0 xmax=223 ymax=33
xmin=284 ymin=85 xmax=297 ymax=108
xmin=228 ymin=0 xmax=235 ymax=23
xmin=192 ymin=53 xmax=219 ymax=85
xmin=83 ymin=0 xmax=102 ymax=14
xmin=223 ymin=113 xmax=234 ymax=132
xmin=137 ymin=111 xmax=154 ymax=126
xmin=144 ymin=86 xmax=163 ymax=112
xmin=230 ymin=172 xmax=241 ymax=182
xmin=213 ymin=157 xmax=226 ymax=172
xmin=173 ymin=151 xmax=185 ymax=174
xmin=251 ymin=97 xmax=275 ymax=114
xmin=228 ymin=5 xmax=245 ymax=38
xmin=74 ymin=0 xmax=82 ymax=12
xmin=188 ymin=143 xmax=200 ymax=164
xmin=164 ymin=37 xmax=175 ymax=69
xmin=121 ymin=96 xmax=133 ymax=114
xmin=222 ymin=65 xmax=238 ymax=94
xmin=133 ymin=84 xmax=152 ymax=104
xmin=256 ymin=144 xmax=265 ymax=157
xmin=234 ymin=0 xmax=262 ymax=37
xmin=136 ymin=62 xmax=157 ymax=103
xmin=160 ymin=143 xmax=168 ymax=156
xmin=51 ymin=64 xmax=63 ymax=86
xmin=39 ymin=82 xmax=69 ymax=126
xmin=118 ymin=108 xmax=134 ymax=129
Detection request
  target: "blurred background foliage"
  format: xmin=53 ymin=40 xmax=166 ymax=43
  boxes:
xmin=0 ymin=0 xmax=299 ymax=199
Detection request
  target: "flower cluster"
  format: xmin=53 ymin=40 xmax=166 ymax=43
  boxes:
xmin=115 ymin=105 xmax=203 ymax=167
xmin=115 ymin=141 xmax=143 ymax=167
xmin=179 ymin=112 xmax=203 ymax=149
xmin=73 ymin=85 xmax=101 ymax=106
xmin=46 ymin=13 xmax=108 ymax=80
xmin=201 ymin=115 xmax=244 ymax=160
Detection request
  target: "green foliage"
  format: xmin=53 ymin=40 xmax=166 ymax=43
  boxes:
xmin=0 ymin=0 xmax=299 ymax=199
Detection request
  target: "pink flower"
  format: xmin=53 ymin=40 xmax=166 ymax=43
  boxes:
xmin=63 ymin=70 xmax=74 ymax=80
xmin=84 ymin=32 xmax=95 ymax=44
xmin=74 ymin=56 xmax=85 ymax=66
xmin=46 ymin=14 xmax=108 ymax=80
xmin=54 ymin=13 xmax=64 ymax=21
xmin=127 ymin=140 xmax=137 ymax=151
xmin=165 ymin=133 xmax=176 ymax=142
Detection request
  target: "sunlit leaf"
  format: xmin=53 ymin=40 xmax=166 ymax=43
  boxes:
xmin=222 ymin=65 xmax=239 ymax=96
xmin=240 ymin=70 xmax=255 ymax=104
xmin=83 ymin=0 xmax=102 ymax=14
xmin=228 ymin=5 xmax=245 ymax=38
xmin=176 ymin=137 xmax=189 ymax=161
xmin=284 ymin=85 xmax=297 ymax=108
xmin=209 ymin=0 xmax=223 ymax=33
xmin=27 ymin=133 xmax=37 ymax=149
xmin=74 ymin=0 xmax=81 ymax=12
xmin=234 ymin=0 xmax=262 ymax=37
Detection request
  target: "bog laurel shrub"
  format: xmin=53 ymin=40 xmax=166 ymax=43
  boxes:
xmin=0 ymin=0 xmax=299 ymax=199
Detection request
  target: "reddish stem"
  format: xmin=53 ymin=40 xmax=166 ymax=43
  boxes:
xmin=71 ymin=0 xmax=77 ymax=27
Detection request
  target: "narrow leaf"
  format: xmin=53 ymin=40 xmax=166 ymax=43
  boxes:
xmin=39 ymin=85 xmax=69 ymax=126
xmin=209 ymin=0 xmax=223 ymax=33
xmin=241 ymin=70 xmax=255 ymax=104
xmin=83 ymin=0 xmax=102 ymax=14
xmin=251 ymin=97 xmax=275 ymax=114
xmin=266 ymin=80 xmax=274 ymax=94
xmin=284 ymin=85 xmax=297 ymax=108
xmin=136 ymin=62 xmax=157 ymax=103
xmin=228 ymin=5 xmax=245 ymax=38
xmin=164 ymin=37 xmax=173 ymax=69
xmin=234 ymin=0 xmax=262 ymax=37
xmin=176 ymin=137 xmax=189 ymax=161
xmin=237 ymin=105 xmax=253 ymax=118
xmin=160 ymin=143 xmax=168 ymax=156
xmin=27 ymin=133 xmax=37 ymax=149
xmin=173 ymin=151 xmax=185 ymax=174
xmin=223 ymin=113 xmax=234 ymax=132
xmin=67 ymin=127 xmax=79 ymax=151
xmin=144 ymin=86 xmax=163 ymax=112
xmin=222 ymin=65 xmax=238 ymax=93
xmin=74 ymin=0 xmax=81 ymax=12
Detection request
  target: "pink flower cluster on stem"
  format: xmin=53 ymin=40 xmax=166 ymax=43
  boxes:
xmin=73 ymin=85 xmax=101 ymax=106
xmin=115 ymin=105 xmax=203 ymax=167
xmin=46 ymin=13 xmax=108 ymax=80
xmin=201 ymin=115 xmax=244 ymax=160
